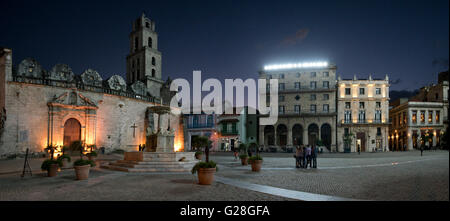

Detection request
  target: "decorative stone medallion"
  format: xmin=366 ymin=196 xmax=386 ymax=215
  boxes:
xmin=49 ymin=64 xmax=75 ymax=82
xmin=16 ymin=58 xmax=44 ymax=78
xmin=81 ymin=69 xmax=103 ymax=87
xmin=131 ymin=80 xmax=147 ymax=95
xmin=107 ymin=75 xmax=127 ymax=91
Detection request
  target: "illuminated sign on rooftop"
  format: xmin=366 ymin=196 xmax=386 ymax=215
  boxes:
xmin=264 ymin=61 xmax=328 ymax=71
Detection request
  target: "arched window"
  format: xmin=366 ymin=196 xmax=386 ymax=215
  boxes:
xmin=148 ymin=37 xmax=152 ymax=48
xmin=152 ymin=69 xmax=155 ymax=77
xmin=152 ymin=57 xmax=155 ymax=66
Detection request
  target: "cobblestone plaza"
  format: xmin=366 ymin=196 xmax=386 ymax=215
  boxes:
xmin=0 ymin=151 xmax=447 ymax=201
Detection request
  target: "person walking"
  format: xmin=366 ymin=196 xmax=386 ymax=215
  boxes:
xmin=312 ymin=146 xmax=318 ymax=168
xmin=420 ymin=145 xmax=424 ymax=156
xmin=357 ymin=144 xmax=361 ymax=155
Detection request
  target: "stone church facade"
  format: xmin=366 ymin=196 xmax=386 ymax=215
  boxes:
xmin=0 ymin=14 xmax=182 ymax=158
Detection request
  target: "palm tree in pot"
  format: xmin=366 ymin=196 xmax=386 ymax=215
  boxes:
xmin=41 ymin=144 xmax=62 ymax=177
xmin=71 ymin=140 xmax=95 ymax=180
xmin=239 ymin=143 xmax=249 ymax=165
xmin=248 ymin=142 xmax=263 ymax=172
xmin=191 ymin=136 xmax=218 ymax=185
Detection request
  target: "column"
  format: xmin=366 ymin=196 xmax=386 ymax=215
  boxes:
xmin=287 ymin=126 xmax=293 ymax=146
xmin=407 ymin=128 xmax=413 ymax=150
xmin=258 ymin=126 xmax=264 ymax=147
xmin=303 ymin=128 xmax=308 ymax=146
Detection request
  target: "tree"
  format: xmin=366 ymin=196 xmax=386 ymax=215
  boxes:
xmin=343 ymin=132 xmax=355 ymax=152
xmin=192 ymin=136 xmax=211 ymax=162
xmin=249 ymin=142 xmax=259 ymax=156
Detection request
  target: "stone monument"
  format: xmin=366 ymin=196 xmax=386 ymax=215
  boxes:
xmin=145 ymin=105 xmax=174 ymax=152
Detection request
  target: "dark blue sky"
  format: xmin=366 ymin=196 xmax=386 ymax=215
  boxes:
xmin=1 ymin=0 xmax=448 ymax=90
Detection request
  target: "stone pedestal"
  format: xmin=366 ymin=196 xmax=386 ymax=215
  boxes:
xmin=156 ymin=133 xmax=175 ymax=152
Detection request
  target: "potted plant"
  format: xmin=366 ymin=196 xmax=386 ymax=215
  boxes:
xmin=194 ymin=151 xmax=203 ymax=160
xmin=239 ymin=154 xmax=248 ymax=165
xmin=249 ymin=154 xmax=263 ymax=172
xmin=238 ymin=143 xmax=249 ymax=165
xmin=191 ymin=161 xmax=218 ymax=185
xmin=41 ymin=159 xmax=62 ymax=177
xmin=191 ymin=136 xmax=218 ymax=185
xmin=57 ymin=154 xmax=71 ymax=168
xmin=73 ymin=159 xmax=95 ymax=180
xmin=86 ymin=151 xmax=98 ymax=161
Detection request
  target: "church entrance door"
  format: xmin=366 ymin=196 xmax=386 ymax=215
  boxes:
xmin=64 ymin=118 xmax=81 ymax=147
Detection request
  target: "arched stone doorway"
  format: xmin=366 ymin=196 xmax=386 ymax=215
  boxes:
xmin=292 ymin=124 xmax=303 ymax=145
xmin=264 ymin=125 xmax=275 ymax=145
xmin=320 ymin=123 xmax=332 ymax=150
xmin=63 ymin=118 xmax=81 ymax=147
xmin=277 ymin=124 xmax=287 ymax=146
xmin=308 ymin=124 xmax=319 ymax=146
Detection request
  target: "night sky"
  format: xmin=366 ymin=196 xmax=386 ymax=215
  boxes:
xmin=1 ymin=0 xmax=449 ymax=91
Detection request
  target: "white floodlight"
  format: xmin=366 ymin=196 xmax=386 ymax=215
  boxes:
xmin=264 ymin=61 xmax=328 ymax=70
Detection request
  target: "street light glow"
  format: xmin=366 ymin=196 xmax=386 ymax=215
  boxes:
xmin=264 ymin=61 xmax=328 ymax=71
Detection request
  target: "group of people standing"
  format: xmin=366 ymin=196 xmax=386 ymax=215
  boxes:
xmin=295 ymin=145 xmax=318 ymax=168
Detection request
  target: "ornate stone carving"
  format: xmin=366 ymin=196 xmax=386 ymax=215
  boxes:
xmin=131 ymin=80 xmax=147 ymax=95
xmin=16 ymin=58 xmax=44 ymax=78
xmin=81 ymin=69 xmax=103 ymax=87
xmin=107 ymin=75 xmax=127 ymax=91
xmin=49 ymin=64 xmax=75 ymax=82
xmin=50 ymin=91 xmax=97 ymax=107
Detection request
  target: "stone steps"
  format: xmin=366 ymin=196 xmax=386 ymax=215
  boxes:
xmin=109 ymin=162 xmax=187 ymax=168
xmin=101 ymin=151 xmax=198 ymax=173
xmin=100 ymin=164 xmax=194 ymax=172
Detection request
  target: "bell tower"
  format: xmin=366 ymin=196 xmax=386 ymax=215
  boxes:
xmin=126 ymin=13 xmax=163 ymax=98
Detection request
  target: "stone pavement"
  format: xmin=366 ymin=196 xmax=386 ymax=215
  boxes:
xmin=0 ymin=151 xmax=448 ymax=201
xmin=0 ymin=153 xmax=122 ymax=175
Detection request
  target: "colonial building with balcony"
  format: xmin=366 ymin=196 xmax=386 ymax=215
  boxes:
xmin=258 ymin=62 xmax=337 ymax=152
xmin=183 ymin=111 xmax=218 ymax=151
xmin=337 ymin=75 xmax=390 ymax=152
xmin=389 ymin=99 xmax=445 ymax=150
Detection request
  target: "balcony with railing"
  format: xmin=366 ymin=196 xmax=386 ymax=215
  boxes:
xmin=187 ymin=123 xmax=215 ymax=129
xmin=220 ymin=129 xmax=239 ymax=135
xmin=265 ymin=85 xmax=336 ymax=94
xmin=266 ymin=108 xmax=337 ymax=117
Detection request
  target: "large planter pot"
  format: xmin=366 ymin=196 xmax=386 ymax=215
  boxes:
xmin=240 ymin=157 xmax=248 ymax=165
xmin=197 ymin=168 xmax=216 ymax=185
xmin=74 ymin=165 xmax=91 ymax=180
xmin=47 ymin=164 xmax=59 ymax=177
xmin=195 ymin=154 xmax=202 ymax=160
xmin=250 ymin=160 xmax=263 ymax=172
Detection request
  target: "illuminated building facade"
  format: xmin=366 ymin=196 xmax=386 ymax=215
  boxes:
xmin=0 ymin=14 xmax=183 ymax=158
xmin=337 ymin=75 xmax=390 ymax=152
xmin=258 ymin=62 xmax=337 ymax=152
xmin=389 ymin=99 xmax=445 ymax=150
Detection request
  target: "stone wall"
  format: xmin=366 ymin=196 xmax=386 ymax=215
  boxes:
xmin=0 ymin=81 xmax=182 ymax=158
